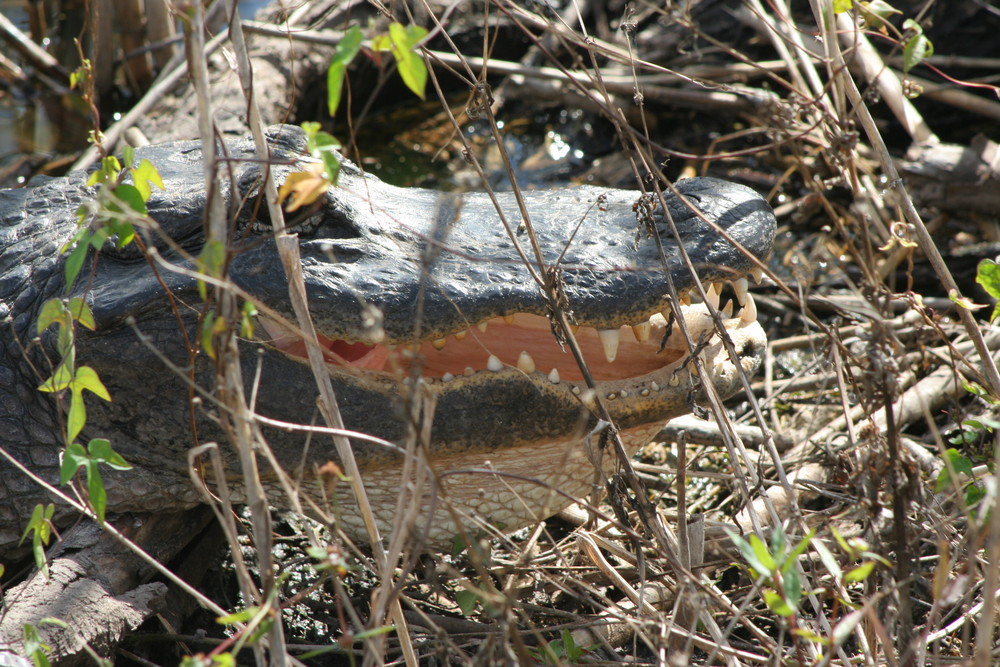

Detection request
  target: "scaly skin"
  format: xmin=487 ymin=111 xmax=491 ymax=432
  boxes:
xmin=0 ymin=125 xmax=774 ymax=553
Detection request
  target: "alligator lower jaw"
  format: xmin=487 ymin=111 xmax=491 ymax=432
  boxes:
xmin=257 ymin=288 xmax=762 ymax=406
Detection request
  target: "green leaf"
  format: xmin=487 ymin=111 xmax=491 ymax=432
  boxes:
xmin=87 ymin=464 xmax=108 ymax=523
xmin=60 ymin=442 xmax=89 ymax=485
xmin=902 ymin=19 xmax=933 ymax=74
xmin=64 ymin=238 xmax=90 ymax=288
xmin=38 ymin=363 xmax=73 ymax=393
xmin=131 ymin=158 xmax=164 ymax=202
xmin=73 ymin=366 xmax=111 ymax=401
xmin=750 ymin=534 xmax=777 ymax=573
xmin=240 ymin=300 xmax=257 ymax=338
xmin=327 ymin=25 xmax=363 ymax=116
xmin=122 ymin=145 xmax=135 ymax=169
xmin=386 ymin=23 xmax=428 ymax=100
xmin=455 ymin=589 xmax=479 ymax=615
xmin=782 ymin=568 xmax=802 ymax=607
xmin=88 ymin=438 xmax=132 ymax=470
xmin=977 ymin=259 xmax=1000 ymax=321
xmin=833 ymin=0 xmax=853 ymax=12
xmin=216 ymin=607 xmax=261 ymax=625
xmin=844 ymin=561 xmax=876 ymax=583
xmin=67 ymin=385 xmax=86 ymax=443
xmin=858 ymin=0 xmax=901 ymax=27
xmin=197 ymin=240 xmax=226 ymax=301
xmin=201 ymin=311 xmax=216 ymax=360
xmin=764 ymin=589 xmax=794 ymax=617
xmin=37 ymin=300 xmax=68 ymax=335
xmin=68 ymin=298 xmax=95 ymax=330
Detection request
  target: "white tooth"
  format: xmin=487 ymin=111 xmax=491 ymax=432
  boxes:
xmin=487 ymin=355 xmax=503 ymax=372
xmin=516 ymin=351 xmax=535 ymax=373
xmin=632 ymin=321 xmax=651 ymax=343
xmin=441 ymin=372 xmax=454 ymax=382
xmin=477 ymin=321 xmax=488 ymax=333
xmin=464 ymin=366 xmax=475 ymax=376
xmin=733 ymin=277 xmax=749 ymax=305
xmin=750 ymin=266 xmax=763 ymax=284
xmin=597 ymin=328 xmax=621 ymax=363
xmin=668 ymin=374 xmax=680 ymax=387
xmin=571 ymin=385 xmax=581 ymax=396
xmin=620 ymin=390 xmax=628 ymax=398
xmin=741 ymin=292 xmax=758 ymax=323
xmin=503 ymin=314 xmax=515 ymax=325
xmin=722 ymin=300 xmax=734 ymax=318
xmin=650 ymin=381 xmax=660 ymax=391
xmin=454 ymin=330 xmax=467 ymax=341
xmin=679 ymin=293 xmax=691 ymax=306
xmin=548 ymin=368 xmax=560 ymax=384
xmin=432 ymin=337 xmax=447 ymax=350
xmin=704 ymin=283 xmax=720 ymax=309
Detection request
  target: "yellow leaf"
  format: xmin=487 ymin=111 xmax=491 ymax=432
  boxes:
xmin=277 ymin=164 xmax=331 ymax=212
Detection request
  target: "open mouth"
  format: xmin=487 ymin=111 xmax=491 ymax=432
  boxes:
xmin=258 ymin=270 xmax=762 ymax=386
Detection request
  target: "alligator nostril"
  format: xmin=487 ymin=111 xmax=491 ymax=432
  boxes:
xmin=740 ymin=340 xmax=757 ymax=358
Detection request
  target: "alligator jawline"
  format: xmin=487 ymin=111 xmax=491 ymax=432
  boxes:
xmin=257 ymin=283 xmax=760 ymax=386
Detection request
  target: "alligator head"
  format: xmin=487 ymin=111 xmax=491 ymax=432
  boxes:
xmin=1 ymin=125 xmax=774 ymax=549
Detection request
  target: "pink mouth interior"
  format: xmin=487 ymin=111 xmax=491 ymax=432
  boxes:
xmin=260 ymin=313 xmax=685 ymax=383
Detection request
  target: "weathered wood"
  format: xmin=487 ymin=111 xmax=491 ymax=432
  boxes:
xmin=0 ymin=510 xmax=213 ymax=665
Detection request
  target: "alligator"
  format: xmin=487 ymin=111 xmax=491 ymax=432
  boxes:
xmin=0 ymin=124 xmax=774 ymax=558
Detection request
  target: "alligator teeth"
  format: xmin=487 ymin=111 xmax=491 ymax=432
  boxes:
xmin=704 ymin=283 xmax=720 ymax=309
xmin=464 ymin=366 xmax=475 ymax=376
xmin=741 ymin=292 xmax=758 ymax=323
xmin=503 ymin=314 xmax=515 ymax=325
xmin=597 ymin=328 xmax=620 ymax=363
xmin=487 ymin=355 xmax=503 ymax=372
xmin=517 ymin=351 xmax=535 ymax=374
xmin=477 ymin=321 xmax=488 ymax=333
xmin=732 ymin=277 xmax=749 ymax=306
xmin=441 ymin=372 xmax=454 ymax=382
xmin=548 ymin=368 xmax=560 ymax=384
xmin=454 ymin=330 xmax=467 ymax=341
xmin=432 ymin=337 xmax=447 ymax=350
xmin=679 ymin=293 xmax=692 ymax=306
xmin=749 ymin=266 xmax=763 ymax=284
xmin=631 ymin=321 xmax=651 ymax=343
xmin=721 ymin=300 xmax=734 ymax=318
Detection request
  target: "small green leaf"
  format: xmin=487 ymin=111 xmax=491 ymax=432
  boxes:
xmin=844 ymin=561 xmax=876 ymax=583
xmin=37 ymin=299 xmax=68 ymax=335
xmin=68 ymin=298 xmax=95 ymax=330
xmin=240 ymin=300 xmax=257 ymax=338
xmin=217 ymin=607 xmax=261 ymax=625
xmin=131 ymin=158 xmax=164 ymax=202
xmin=833 ymin=0 xmax=853 ymax=13
xmin=122 ymin=145 xmax=135 ymax=169
xmin=782 ymin=568 xmax=802 ymax=607
xmin=197 ymin=239 xmax=226 ymax=301
xmin=750 ymin=534 xmax=777 ymax=573
xmin=88 ymin=438 xmax=131 ymax=470
xmin=386 ymin=23 xmax=428 ymax=100
xmin=764 ymin=589 xmax=794 ymax=617
xmin=64 ymin=238 xmax=90 ymax=288
xmin=327 ymin=25 xmax=363 ymax=116
xmin=87 ymin=464 xmax=107 ymax=523
xmin=73 ymin=366 xmax=111 ymax=401
xmin=60 ymin=442 xmax=89 ymax=485
xmin=455 ymin=589 xmax=479 ymax=615
xmin=976 ymin=259 xmax=1000 ymax=322
xmin=902 ymin=19 xmax=933 ymax=74
xmin=67 ymin=385 xmax=87 ymax=443
xmin=38 ymin=363 xmax=74 ymax=393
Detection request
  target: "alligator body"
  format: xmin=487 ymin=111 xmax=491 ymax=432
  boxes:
xmin=0 ymin=125 xmax=774 ymax=553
